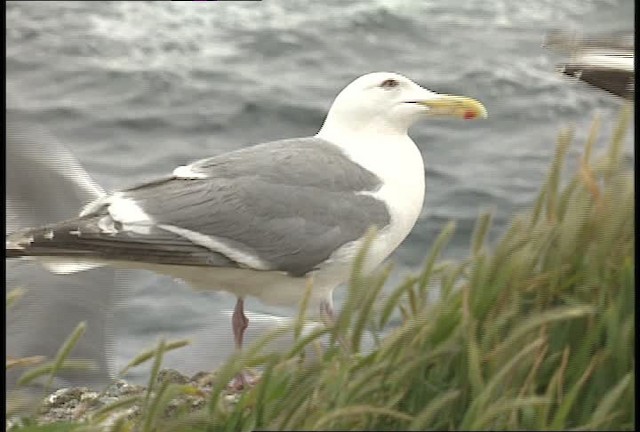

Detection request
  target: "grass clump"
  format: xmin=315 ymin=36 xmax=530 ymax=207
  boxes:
xmin=6 ymin=106 xmax=634 ymax=431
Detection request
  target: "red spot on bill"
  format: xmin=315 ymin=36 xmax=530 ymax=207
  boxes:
xmin=463 ymin=110 xmax=476 ymax=120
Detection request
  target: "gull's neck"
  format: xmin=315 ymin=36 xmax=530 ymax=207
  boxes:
xmin=316 ymin=117 xmax=411 ymax=147
xmin=315 ymin=118 xmax=424 ymax=192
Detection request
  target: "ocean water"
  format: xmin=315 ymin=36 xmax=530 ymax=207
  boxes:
xmin=6 ymin=0 xmax=634 ymax=382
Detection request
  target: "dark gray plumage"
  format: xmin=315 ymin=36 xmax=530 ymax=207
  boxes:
xmin=8 ymin=137 xmax=391 ymax=277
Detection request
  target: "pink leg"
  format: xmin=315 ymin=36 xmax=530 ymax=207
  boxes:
xmin=229 ymin=298 xmax=256 ymax=391
xmin=232 ymin=297 xmax=249 ymax=350
xmin=320 ymin=299 xmax=335 ymax=324
xmin=320 ymin=299 xmax=350 ymax=352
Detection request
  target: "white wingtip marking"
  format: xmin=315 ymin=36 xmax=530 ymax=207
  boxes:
xmin=6 ymin=234 xmax=34 ymax=250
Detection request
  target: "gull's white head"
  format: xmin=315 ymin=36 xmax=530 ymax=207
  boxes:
xmin=318 ymin=72 xmax=487 ymax=138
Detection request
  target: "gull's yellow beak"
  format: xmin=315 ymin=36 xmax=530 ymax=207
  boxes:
xmin=419 ymin=95 xmax=488 ymax=120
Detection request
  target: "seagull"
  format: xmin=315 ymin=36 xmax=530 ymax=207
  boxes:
xmin=545 ymin=30 xmax=635 ymax=100
xmin=6 ymin=72 xmax=487 ymax=388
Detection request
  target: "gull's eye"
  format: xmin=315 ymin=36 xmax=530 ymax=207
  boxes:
xmin=380 ymin=78 xmax=399 ymax=89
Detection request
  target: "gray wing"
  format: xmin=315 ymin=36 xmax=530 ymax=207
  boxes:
xmin=8 ymin=137 xmax=391 ymax=277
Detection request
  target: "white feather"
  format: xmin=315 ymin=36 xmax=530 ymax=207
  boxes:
xmin=157 ymin=224 xmax=271 ymax=270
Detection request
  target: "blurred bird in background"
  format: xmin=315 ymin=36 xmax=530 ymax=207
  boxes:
xmin=545 ymin=30 xmax=635 ymax=100
xmin=6 ymin=99 xmax=124 ymax=392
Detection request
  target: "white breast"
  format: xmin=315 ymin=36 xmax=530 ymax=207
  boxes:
xmin=321 ymin=131 xmax=426 ymax=274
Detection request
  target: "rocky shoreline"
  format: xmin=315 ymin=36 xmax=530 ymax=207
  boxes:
xmin=6 ymin=369 xmax=247 ymax=430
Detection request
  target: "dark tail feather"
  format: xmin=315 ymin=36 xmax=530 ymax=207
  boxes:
xmin=6 ymin=216 xmax=237 ymax=269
